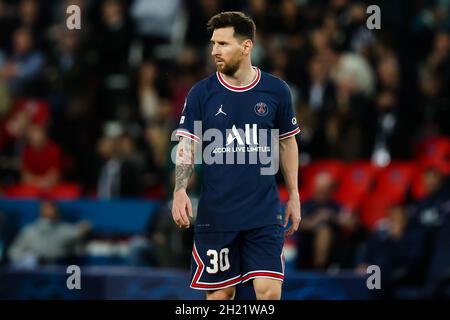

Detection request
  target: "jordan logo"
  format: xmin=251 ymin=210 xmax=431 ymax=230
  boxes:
xmin=215 ymin=105 xmax=227 ymax=116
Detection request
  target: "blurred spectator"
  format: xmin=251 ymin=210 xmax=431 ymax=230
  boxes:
xmin=300 ymin=55 xmax=338 ymax=158
xmin=185 ymin=0 xmax=222 ymax=47
xmin=141 ymin=122 xmax=169 ymax=196
xmin=344 ymin=2 xmax=376 ymax=54
xmin=46 ymin=28 xmax=89 ymax=97
xmin=331 ymin=41 xmax=376 ymax=97
xmin=90 ymin=0 xmax=134 ymax=121
xmin=137 ymin=61 xmax=159 ymax=121
xmin=95 ymin=136 xmax=121 ymax=199
xmin=307 ymin=55 xmax=336 ymax=113
xmin=355 ymin=204 xmax=428 ymax=296
xmin=310 ymin=29 xmax=331 ymax=56
xmin=0 ymin=98 xmax=50 ymax=186
xmin=246 ymin=0 xmax=273 ymax=36
xmin=170 ymin=47 xmax=204 ymax=122
xmin=272 ymin=0 xmax=308 ymax=36
xmin=128 ymin=163 xmax=200 ymax=268
xmin=133 ymin=61 xmax=171 ymax=123
xmin=0 ymin=27 xmax=45 ymax=95
xmin=95 ymin=123 xmax=143 ymax=199
xmin=426 ymin=32 xmax=450 ymax=87
xmin=416 ymin=31 xmax=450 ymax=138
xmin=128 ymin=198 xmax=196 ymax=269
xmin=117 ymin=131 xmax=145 ymax=192
xmin=94 ymin=0 xmax=133 ymax=76
xmin=0 ymin=0 xmax=15 ymax=51
xmin=297 ymin=172 xmax=358 ymax=269
xmin=15 ymin=0 xmax=46 ymax=39
xmin=371 ymin=89 xmax=415 ymax=166
xmin=118 ymin=132 xmax=144 ymax=171
xmin=130 ymin=0 xmax=182 ymax=52
xmin=8 ymin=200 xmax=91 ymax=266
xmin=21 ymin=123 xmax=62 ymax=189
xmin=410 ymin=165 xmax=450 ymax=236
xmin=308 ymin=42 xmax=378 ymax=160
xmin=417 ymin=67 xmax=450 ymax=138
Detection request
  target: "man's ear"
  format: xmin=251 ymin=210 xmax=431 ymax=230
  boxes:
xmin=242 ymin=39 xmax=253 ymax=55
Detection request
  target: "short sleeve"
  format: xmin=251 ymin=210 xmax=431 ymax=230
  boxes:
xmin=275 ymin=81 xmax=300 ymax=140
xmin=176 ymin=86 xmax=202 ymax=143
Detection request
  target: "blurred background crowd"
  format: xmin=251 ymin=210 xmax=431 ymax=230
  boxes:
xmin=0 ymin=0 xmax=449 ymax=299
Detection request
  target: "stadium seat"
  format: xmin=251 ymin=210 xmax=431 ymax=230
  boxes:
xmin=143 ymin=184 xmax=167 ymax=200
xmin=3 ymin=184 xmax=41 ymax=198
xmin=411 ymin=164 xmax=428 ymax=200
xmin=359 ymin=193 xmax=396 ymax=231
xmin=414 ymin=137 xmax=450 ymax=175
xmin=299 ymin=160 xmax=345 ymax=201
xmin=334 ymin=161 xmax=377 ymax=212
xmin=44 ymin=183 xmax=81 ymax=200
xmin=3 ymin=183 xmax=81 ymax=200
xmin=372 ymin=161 xmax=416 ymax=203
xmin=278 ymin=184 xmax=290 ymax=204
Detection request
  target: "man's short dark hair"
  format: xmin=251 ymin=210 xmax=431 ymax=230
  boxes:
xmin=207 ymin=11 xmax=256 ymax=42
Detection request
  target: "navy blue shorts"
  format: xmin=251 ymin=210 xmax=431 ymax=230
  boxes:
xmin=190 ymin=224 xmax=285 ymax=290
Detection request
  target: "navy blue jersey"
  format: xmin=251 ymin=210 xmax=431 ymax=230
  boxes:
xmin=176 ymin=67 xmax=300 ymax=232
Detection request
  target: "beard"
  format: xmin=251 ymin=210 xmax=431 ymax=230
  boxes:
xmin=215 ymin=56 xmax=242 ymax=76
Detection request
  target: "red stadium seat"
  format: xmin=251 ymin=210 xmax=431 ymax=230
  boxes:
xmin=411 ymin=165 xmax=428 ymax=200
xmin=3 ymin=184 xmax=41 ymax=198
xmin=45 ymin=183 xmax=81 ymax=200
xmin=278 ymin=185 xmax=290 ymax=204
xmin=414 ymin=137 xmax=450 ymax=175
xmin=372 ymin=161 xmax=415 ymax=203
xmin=299 ymin=160 xmax=344 ymax=201
xmin=3 ymin=183 xmax=81 ymax=200
xmin=360 ymin=193 xmax=396 ymax=231
xmin=143 ymin=184 xmax=167 ymax=200
xmin=334 ymin=162 xmax=377 ymax=212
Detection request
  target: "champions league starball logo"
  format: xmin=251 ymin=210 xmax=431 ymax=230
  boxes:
xmin=254 ymin=102 xmax=268 ymax=116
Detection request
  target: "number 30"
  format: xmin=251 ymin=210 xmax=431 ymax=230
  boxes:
xmin=206 ymin=248 xmax=230 ymax=273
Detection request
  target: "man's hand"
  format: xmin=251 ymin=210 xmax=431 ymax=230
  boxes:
xmin=172 ymin=189 xmax=193 ymax=228
xmin=284 ymin=193 xmax=301 ymax=237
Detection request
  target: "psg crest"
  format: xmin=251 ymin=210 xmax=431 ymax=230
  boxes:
xmin=254 ymin=102 xmax=268 ymax=116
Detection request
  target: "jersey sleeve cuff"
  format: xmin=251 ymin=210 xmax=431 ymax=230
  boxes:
xmin=279 ymin=127 xmax=300 ymax=140
xmin=176 ymin=129 xmax=201 ymax=143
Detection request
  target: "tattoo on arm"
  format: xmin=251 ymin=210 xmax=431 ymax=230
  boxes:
xmin=174 ymin=138 xmax=194 ymax=192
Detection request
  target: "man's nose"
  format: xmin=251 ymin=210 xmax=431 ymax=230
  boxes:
xmin=211 ymin=44 xmax=219 ymax=56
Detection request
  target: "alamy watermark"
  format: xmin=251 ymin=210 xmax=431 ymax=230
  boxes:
xmin=366 ymin=5 xmax=381 ymax=30
xmin=66 ymin=265 xmax=81 ymax=290
xmin=170 ymin=121 xmax=281 ymax=176
xmin=366 ymin=265 xmax=381 ymax=290
xmin=66 ymin=5 xmax=81 ymax=30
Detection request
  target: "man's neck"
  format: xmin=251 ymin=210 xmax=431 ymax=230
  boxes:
xmin=220 ymin=63 xmax=256 ymax=87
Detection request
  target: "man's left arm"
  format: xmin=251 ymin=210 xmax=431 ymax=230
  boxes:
xmin=279 ymin=136 xmax=301 ymax=237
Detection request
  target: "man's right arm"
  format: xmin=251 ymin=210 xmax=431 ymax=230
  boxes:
xmin=174 ymin=137 xmax=195 ymax=192
xmin=172 ymin=137 xmax=195 ymax=228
